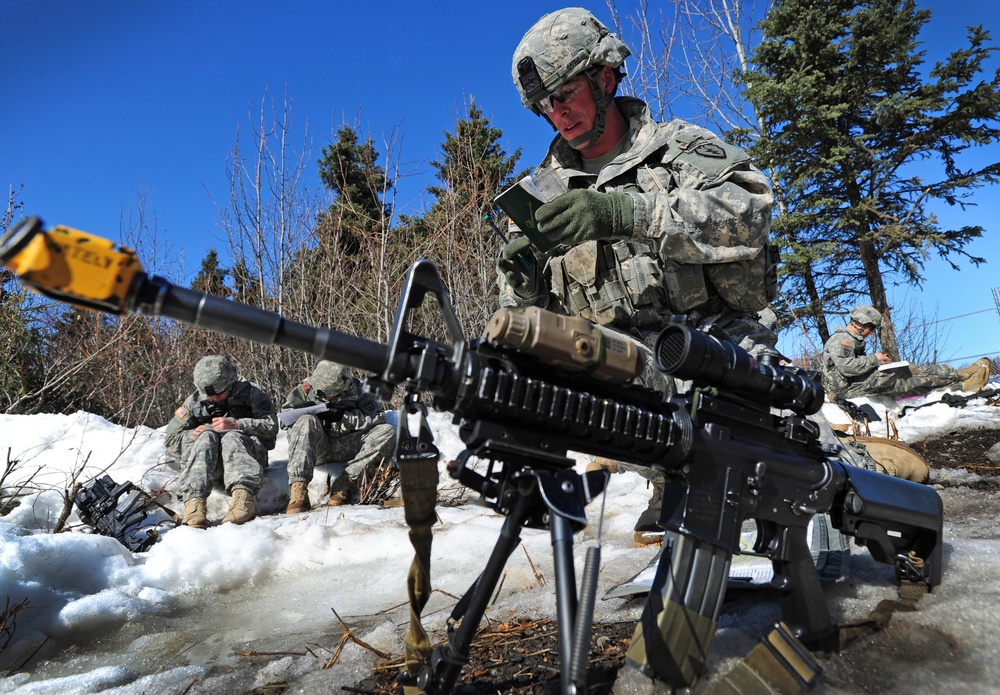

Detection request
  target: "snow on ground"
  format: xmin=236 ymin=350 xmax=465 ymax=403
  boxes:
xmin=1 ymin=390 xmax=1000 ymax=694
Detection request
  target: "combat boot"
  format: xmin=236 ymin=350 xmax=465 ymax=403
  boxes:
xmin=585 ymin=456 xmax=621 ymax=474
xmin=285 ymin=481 xmax=311 ymax=514
xmin=327 ymin=475 xmax=357 ymax=507
xmin=222 ymin=488 xmax=256 ymax=524
xmin=633 ymin=480 xmax=666 ymax=548
xmin=959 ymin=358 xmax=992 ymax=393
xmin=181 ymin=497 xmax=209 ymax=529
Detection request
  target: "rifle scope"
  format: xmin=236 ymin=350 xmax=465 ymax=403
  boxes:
xmin=653 ymin=322 xmax=825 ymax=415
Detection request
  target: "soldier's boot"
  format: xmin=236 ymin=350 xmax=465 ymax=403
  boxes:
xmin=633 ymin=480 xmax=666 ymax=548
xmin=285 ymin=481 xmax=311 ymax=515
xmin=181 ymin=497 xmax=209 ymax=530
xmin=222 ymin=488 xmax=256 ymax=524
xmin=327 ymin=475 xmax=357 ymax=507
xmin=959 ymin=358 xmax=992 ymax=393
xmin=585 ymin=456 xmax=621 ymax=474
xmin=382 ymin=489 xmax=405 ymax=508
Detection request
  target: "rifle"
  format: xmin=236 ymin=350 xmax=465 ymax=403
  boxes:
xmin=1 ymin=217 xmax=943 ymax=694
xmin=74 ymin=474 xmax=177 ymax=552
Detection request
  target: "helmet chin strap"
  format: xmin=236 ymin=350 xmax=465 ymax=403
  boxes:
xmin=566 ymin=68 xmax=612 ymax=151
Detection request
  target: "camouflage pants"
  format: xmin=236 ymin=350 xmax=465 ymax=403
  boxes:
xmin=837 ymin=364 xmax=961 ymax=400
xmin=177 ymin=429 xmax=268 ymax=500
xmin=286 ymin=414 xmax=395 ymax=485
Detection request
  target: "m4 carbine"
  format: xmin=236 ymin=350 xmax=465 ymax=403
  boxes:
xmin=1 ymin=217 xmax=943 ymax=695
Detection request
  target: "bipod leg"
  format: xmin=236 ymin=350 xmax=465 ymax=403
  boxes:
xmin=551 ymin=512 xmax=583 ymax=695
xmin=419 ymin=491 xmax=533 ymax=694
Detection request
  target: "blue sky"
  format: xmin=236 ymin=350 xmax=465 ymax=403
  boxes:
xmin=2 ymin=0 xmax=998 ymax=362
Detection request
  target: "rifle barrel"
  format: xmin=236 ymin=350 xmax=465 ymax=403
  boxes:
xmin=133 ymin=275 xmax=389 ymax=376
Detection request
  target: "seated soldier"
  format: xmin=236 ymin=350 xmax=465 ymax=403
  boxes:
xmin=281 ymin=361 xmax=395 ymax=513
xmin=823 ymin=305 xmax=991 ymax=400
xmin=165 ymin=355 xmax=278 ymax=528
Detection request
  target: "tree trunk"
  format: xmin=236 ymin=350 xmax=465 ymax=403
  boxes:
xmin=858 ymin=239 xmax=899 ymax=360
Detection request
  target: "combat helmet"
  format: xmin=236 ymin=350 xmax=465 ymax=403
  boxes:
xmin=512 ymin=8 xmax=630 ymax=149
xmin=309 ymin=361 xmax=354 ymax=398
xmin=850 ymin=305 xmax=882 ymax=328
xmin=194 ymin=355 xmax=237 ymax=397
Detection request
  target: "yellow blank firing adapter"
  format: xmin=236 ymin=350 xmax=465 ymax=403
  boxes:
xmin=0 ymin=216 xmax=146 ymax=314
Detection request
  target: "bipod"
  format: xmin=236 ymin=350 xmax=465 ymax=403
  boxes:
xmin=418 ymin=446 xmax=608 ymax=695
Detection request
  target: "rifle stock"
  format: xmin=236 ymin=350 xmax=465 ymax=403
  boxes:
xmin=1 ymin=218 xmax=944 ymax=693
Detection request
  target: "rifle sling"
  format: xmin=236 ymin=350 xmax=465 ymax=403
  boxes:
xmin=835 ymin=579 xmax=926 ymax=651
xmin=706 ymin=622 xmax=821 ymax=695
xmin=707 ymin=581 xmax=928 ymax=695
xmin=394 ymin=400 xmax=441 ymax=694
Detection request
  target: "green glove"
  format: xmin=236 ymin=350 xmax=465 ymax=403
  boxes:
xmin=535 ymin=188 xmax=634 ymax=246
xmin=496 ymin=236 xmax=544 ymax=301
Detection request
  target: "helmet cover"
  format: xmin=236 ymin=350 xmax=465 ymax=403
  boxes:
xmin=194 ymin=355 xmax=237 ymax=397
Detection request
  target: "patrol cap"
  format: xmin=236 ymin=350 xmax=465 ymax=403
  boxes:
xmin=309 ymin=361 xmax=354 ymax=397
xmin=194 ymin=355 xmax=237 ymax=397
xmin=850 ymin=305 xmax=882 ymax=327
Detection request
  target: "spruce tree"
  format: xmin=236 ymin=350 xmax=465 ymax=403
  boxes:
xmin=315 ymin=124 xmax=393 ymax=255
xmin=190 ymin=248 xmax=230 ymax=298
xmin=407 ymin=99 xmax=524 ymax=334
xmin=744 ymin=0 xmax=1000 ymax=356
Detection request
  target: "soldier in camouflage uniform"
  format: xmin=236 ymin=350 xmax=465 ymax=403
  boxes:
xmin=281 ymin=361 xmax=395 ymax=513
xmin=500 ymin=8 xmax=778 ymax=546
xmin=823 ymin=305 xmax=991 ymax=399
xmin=165 ymin=355 xmax=278 ymax=528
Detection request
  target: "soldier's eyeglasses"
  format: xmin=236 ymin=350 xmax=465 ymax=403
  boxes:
xmin=537 ymin=83 xmax=585 ymax=114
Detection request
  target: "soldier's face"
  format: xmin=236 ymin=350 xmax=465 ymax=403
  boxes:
xmin=545 ymin=76 xmax=597 ymax=148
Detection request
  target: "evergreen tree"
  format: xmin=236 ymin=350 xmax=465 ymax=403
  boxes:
xmin=426 ymin=101 xmax=523 ymax=217
xmin=190 ymin=248 xmax=230 ymax=298
xmin=406 ymin=99 xmax=524 ymax=334
xmin=315 ymin=124 xmax=393 ymax=255
xmin=0 ymin=196 xmax=44 ymax=409
xmin=0 ymin=270 xmax=43 ymax=409
xmin=744 ymin=0 xmax=1000 ymax=356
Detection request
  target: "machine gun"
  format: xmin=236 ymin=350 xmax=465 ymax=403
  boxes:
xmin=1 ymin=217 xmax=943 ymax=694
xmin=74 ymin=474 xmax=177 ymax=552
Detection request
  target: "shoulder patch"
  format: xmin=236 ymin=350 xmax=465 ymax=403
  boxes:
xmin=175 ymin=406 xmax=189 ymax=420
xmin=692 ymin=142 xmax=727 ymax=159
xmin=840 ymin=340 xmax=853 ymax=347
xmin=302 ymin=381 xmax=312 ymax=396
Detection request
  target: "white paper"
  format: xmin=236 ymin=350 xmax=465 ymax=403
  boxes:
xmin=526 ymin=167 xmax=567 ymax=203
xmin=277 ymin=402 xmax=329 ymax=427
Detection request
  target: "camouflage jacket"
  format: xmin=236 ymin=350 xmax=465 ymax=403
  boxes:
xmin=281 ymin=377 xmax=385 ymax=434
xmin=822 ymin=326 xmax=879 ymax=394
xmin=499 ymin=97 xmax=775 ymax=331
xmin=164 ymin=379 xmax=278 ymax=455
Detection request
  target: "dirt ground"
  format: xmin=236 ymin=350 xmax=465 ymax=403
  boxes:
xmin=348 ymin=426 xmax=1000 ymax=695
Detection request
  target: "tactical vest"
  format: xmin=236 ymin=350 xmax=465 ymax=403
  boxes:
xmin=543 ymin=119 xmax=777 ymax=329
xmin=549 ymin=238 xmax=708 ymax=328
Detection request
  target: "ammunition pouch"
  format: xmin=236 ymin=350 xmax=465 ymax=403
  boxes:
xmin=549 ymin=239 xmax=708 ymax=329
xmin=706 ymin=243 xmax=778 ymax=313
xmin=75 ymin=475 xmax=176 ymax=552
